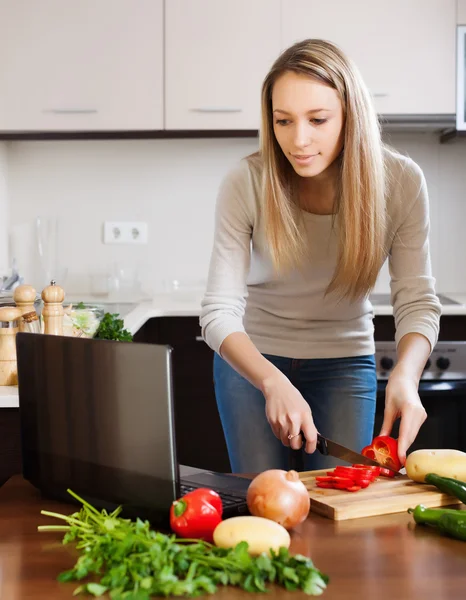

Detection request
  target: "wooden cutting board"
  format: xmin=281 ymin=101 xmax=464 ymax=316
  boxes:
xmin=299 ymin=469 xmax=463 ymax=520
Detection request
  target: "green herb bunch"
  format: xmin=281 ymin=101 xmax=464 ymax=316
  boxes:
xmin=95 ymin=313 xmax=133 ymax=342
xmin=38 ymin=490 xmax=328 ymax=599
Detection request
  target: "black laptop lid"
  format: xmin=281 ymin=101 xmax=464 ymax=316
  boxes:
xmin=16 ymin=333 xmax=180 ymax=523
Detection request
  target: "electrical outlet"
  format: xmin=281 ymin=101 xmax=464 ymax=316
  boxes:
xmin=103 ymin=221 xmax=148 ymax=245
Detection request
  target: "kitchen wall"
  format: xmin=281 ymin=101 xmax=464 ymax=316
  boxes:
xmin=4 ymin=132 xmax=466 ymax=296
xmin=0 ymin=143 xmax=8 ymax=275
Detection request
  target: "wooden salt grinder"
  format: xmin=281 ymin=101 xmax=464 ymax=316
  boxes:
xmin=0 ymin=306 xmax=23 ymax=386
xmin=41 ymin=280 xmax=65 ymax=336
xmin=13 ymin=284 xmax=37 ymax=332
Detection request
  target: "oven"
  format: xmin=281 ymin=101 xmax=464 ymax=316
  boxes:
xmin=374 ymin=341 xmax=466 ymax=453
xmin=371 ymin=293 xmax=466 ymax=453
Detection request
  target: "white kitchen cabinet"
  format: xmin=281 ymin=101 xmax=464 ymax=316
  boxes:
xmin=459 ymin=0 xmax=466 ymax=23
xmin=0 ymin=0 xmax=163 ymax=132
xmin=165 ymin=0 xmax=281 ymax=130
xmin=281 ymin=0 xmax=456 ymax=115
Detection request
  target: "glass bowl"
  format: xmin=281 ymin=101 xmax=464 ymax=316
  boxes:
xmin=62 ymin=303 xmax=105 ymax=338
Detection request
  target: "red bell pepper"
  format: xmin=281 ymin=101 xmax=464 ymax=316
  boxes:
xmin=361 ymin=435 xmax=401 ymax=476
xmin=169 ymin=488 xmax=223 ymax=542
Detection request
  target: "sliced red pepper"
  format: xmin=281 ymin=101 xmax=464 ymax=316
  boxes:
xmin=316 ymin=475 xmax=355 ymax=485
xmin=352 ymin=464 xmax=381 ymax=477
xmin=317 ymin=482 xmax=337 ymax=489
xmin=169 ymin=487 xmax=223 ymax=542
xmin=333 ymin=466 xmax=376 ymax=480
xmin=361 ymin=435 xmax=402 ymax=474
xmin=345 ymin=485 xmax=362 ymax=492
xmin=379 ymin=467 xmax=396 ymax=478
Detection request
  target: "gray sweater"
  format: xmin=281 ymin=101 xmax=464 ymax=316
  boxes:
xmin=200 ymin=148 xmax=441 ymax=359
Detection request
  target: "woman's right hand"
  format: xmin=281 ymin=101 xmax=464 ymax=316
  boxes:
xmin=261 ymin=372 xmax=318 ymax=454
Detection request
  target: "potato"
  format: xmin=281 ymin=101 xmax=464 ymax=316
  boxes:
xmin=213 ymin=516 xmax=290 ymax=556
xmin=405 ymin=449 xmax=466 ymax=483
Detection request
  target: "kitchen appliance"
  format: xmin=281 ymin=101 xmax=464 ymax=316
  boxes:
xmin=298 ymin=469 xmax=461 ymax=521
xmin=457 ymin=25 xmax=466 ymax=131
xmin=375 ymin=340 xmax=466 ymax=452
xmin=16 ymin=333 xmax=250 ymax=526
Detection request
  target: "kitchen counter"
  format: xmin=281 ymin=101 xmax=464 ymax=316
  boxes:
xmin=123 ymin=291 xmax=466 ymax=334
xmin=1 ymin=474 xmax=465 ymax=600
xmin=2 ymin=290 xmax=466 ymax=410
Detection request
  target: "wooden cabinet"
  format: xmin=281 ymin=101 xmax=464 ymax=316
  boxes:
xmin=0 ymin=0 xmax=163 ymax=132
xmin=281 ymin=0 xmax=456 ymax=115
xmin=0 ymin=410 xmax=21 ymax=487
xmin=164 ymin=0 xmax=281 ymax=130
xmin=133 ymin=317 xmax=232 ymax=473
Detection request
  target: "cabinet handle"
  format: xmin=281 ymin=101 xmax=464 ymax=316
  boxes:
xmin=189 ymin=107 xmax=243 ymax=113
xmin=195 ymin=336 xmax=204 ymax=342
xmin=42 ymin=109 xmax=98 ymax=114
xmin=371 ymin=93 xmax=389 ymax=98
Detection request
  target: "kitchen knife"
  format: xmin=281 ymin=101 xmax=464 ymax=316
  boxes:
xmin=289 ymin=432 xmax=401 ymax=476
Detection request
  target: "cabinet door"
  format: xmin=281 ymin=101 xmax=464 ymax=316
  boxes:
xmin=165 ymin=0 xmax=281 ymax=130
xmin=0 ymin=0 xmax=163 ymax=132
xmin=282 ymin=0 xmax=456 ymax=115
xmin=133 ymin=317 xmax=232 ymax=473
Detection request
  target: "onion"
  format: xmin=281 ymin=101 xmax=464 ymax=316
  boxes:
xmin=246 ymin=469 xmax=310 ymax=530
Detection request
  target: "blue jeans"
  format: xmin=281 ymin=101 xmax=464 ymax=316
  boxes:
xmin=213 ymin=353 xmax=377 ymax=473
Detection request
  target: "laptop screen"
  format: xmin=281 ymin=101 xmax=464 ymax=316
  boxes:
xmin=16 ymin=333 xmax=180 ymax=522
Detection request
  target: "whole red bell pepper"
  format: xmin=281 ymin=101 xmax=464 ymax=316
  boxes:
xmin=169 ymin=488 xmax=223 ymax=542
xmin=361 ymin=435 xmax=401 ymax=476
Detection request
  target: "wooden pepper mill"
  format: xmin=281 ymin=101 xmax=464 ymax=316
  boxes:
xmin=0 ymin=306 xmax=23 ymax=386
xmin=13 ymin=284 xmax=37 ymax=332
xmin=41 ymin=280 xmax=65 ymax=336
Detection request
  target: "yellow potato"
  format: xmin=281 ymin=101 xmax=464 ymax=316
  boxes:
xmin=405 ymin=449 xmax=466 ymax=483
xmin=213 ymin=516 xmax=291 ymax=556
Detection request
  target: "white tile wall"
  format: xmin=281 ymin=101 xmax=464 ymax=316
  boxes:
xmin=4 ymin=133 xmax=466 ymax=295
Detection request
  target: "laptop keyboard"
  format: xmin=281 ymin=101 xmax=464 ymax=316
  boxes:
xmin=180 ymin=483 xmax=246 ymax=508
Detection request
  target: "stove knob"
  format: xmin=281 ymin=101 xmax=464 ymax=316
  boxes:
xmin=423 ymin=359 xmax=431 ymax=370
xmin=380 ymin=357 xmax=394 ymax=371
xmin=436 ymin=357 xmax=450 ymax=371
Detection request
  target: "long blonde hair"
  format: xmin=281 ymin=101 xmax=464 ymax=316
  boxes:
xmin=257 ymin=39 xmax=387 ymax=301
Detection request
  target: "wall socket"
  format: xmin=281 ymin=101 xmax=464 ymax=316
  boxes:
xmin=103 ymin=221 xmax=148 ymax=245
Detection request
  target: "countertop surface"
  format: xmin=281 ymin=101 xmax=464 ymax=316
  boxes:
xmin=2 ymin=291 xmax=466 ymax=409
xmin=1 ymin=474 xmax=465 ymax=600
xmin=122 ymin=291 xmax=466 ymax=334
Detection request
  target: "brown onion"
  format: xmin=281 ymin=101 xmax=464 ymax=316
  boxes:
xmin=246 ymin=469 xmax=310 ymax=530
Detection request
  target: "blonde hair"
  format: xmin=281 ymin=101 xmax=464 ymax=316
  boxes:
xmin=257 ymin=39 xmax=387 ymax=301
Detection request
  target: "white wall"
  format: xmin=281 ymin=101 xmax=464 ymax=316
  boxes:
xmin=5 ymin=133 xmax=466 ymax=296
xmin=0 ymin=143 xmax=9 ymax=275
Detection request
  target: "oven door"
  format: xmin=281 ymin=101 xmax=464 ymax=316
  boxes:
xmin=375 ymin=380 xmax=466 ymax=453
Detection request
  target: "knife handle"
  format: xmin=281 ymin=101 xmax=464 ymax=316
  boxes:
xmin=289 ymin=432 xmax=327 ymax=471
xmin=316 ymin=433 xmax=329 ymax=455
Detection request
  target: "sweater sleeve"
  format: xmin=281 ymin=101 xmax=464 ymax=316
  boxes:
xmin=200 ymin=161 xmax=254 ymax=354
xmin=389 ymin=161 xmax=441 ymax=352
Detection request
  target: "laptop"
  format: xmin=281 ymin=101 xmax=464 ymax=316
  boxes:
xmin=16 ymin=332 xmax=250 ymax=527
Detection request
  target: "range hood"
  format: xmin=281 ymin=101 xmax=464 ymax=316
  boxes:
xmin=379 ymin=114 xmax=456 ymax=134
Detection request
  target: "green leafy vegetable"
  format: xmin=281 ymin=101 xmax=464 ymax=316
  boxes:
xmin=38 ymin=490 xmax=329 ymax=598
xmin=94 ymin=312 xmax=133 ymax=342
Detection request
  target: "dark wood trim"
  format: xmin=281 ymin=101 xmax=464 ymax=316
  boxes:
xmin=0 ymin=130 xmax=260 ymax=141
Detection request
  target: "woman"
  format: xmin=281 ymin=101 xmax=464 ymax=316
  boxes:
xmin=200 ymin=39 xmax=441 ymax=474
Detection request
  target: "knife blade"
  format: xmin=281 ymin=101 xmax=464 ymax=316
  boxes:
xmin=289 ymin=432 xmax=401 ymax=476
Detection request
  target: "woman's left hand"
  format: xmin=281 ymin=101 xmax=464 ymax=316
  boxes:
xmin=379 ymin=373 xmax=427 ymax=465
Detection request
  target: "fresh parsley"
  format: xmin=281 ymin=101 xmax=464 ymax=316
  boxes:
xmin=94 ymin=312 xmax=133 ymax=342
xmin=38 ymin=490 xmax=329 ymax=598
